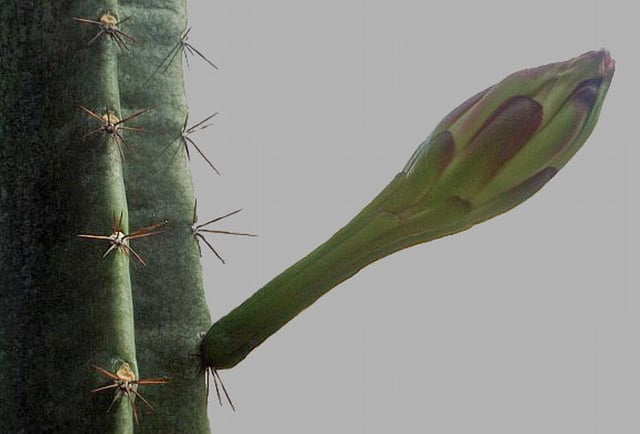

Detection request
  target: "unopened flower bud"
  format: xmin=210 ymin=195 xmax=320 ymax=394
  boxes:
xmin=366 ymin=50 xmax=614 ymax=246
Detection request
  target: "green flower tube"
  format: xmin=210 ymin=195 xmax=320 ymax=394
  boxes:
xmin=203 ymin=50 xmax=615 ymax=369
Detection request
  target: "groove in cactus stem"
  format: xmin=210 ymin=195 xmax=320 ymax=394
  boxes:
xmin=91 ymin=363 xmax=169 ymax=425
xmin=73 ymin=14 xmax=137 ymax=52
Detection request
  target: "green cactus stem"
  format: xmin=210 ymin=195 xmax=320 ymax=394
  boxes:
xmin=1 ymin=1 xmax=212 ymax=432
xmin=202 ymin=49 xmax=614 ymax=370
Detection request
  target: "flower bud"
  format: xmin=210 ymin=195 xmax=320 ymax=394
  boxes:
xmin=200 ymin=52 xmax=615 ymax=367
xmin=367 ymin=50 xmax=614 ymax=245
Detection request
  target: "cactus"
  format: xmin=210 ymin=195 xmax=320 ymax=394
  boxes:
xmin=0 ymin=1 xmax=613 ymax=433
xmin=1 ymin=2 xmax=211 ymax=432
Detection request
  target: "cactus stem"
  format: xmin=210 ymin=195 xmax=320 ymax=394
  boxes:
xmin=73 ymin=14 xmax=137 ymax=52
xmin=77 ymin=212 xmax=168 ymax=266
xmin=80 ymin=106 xmax=150 ymax=159
xmin=91 ymin=363 xmax=169 ymax=425
xmin=191 ymin=201 xmax=256 ymax=263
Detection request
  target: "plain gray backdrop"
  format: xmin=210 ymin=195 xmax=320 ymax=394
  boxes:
xmin=182 ymin=1 xmax=636 ymax=433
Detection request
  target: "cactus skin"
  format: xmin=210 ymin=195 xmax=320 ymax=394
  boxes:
xmin=202 ymin=50 xmax=614 ymax=370
xmin=0 ymin=1 xmax=210 ymax=432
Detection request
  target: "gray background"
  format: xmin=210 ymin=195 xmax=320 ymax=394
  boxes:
xmin=183 ymin=1 xmax=636 ymax=433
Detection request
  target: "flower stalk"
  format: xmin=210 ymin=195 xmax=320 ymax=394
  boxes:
xmin=202 ymin=49 xmax=615 ymax=369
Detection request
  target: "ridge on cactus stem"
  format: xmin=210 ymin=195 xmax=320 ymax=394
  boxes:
xmin=202 ymin=49 xmax=615 ymax=370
